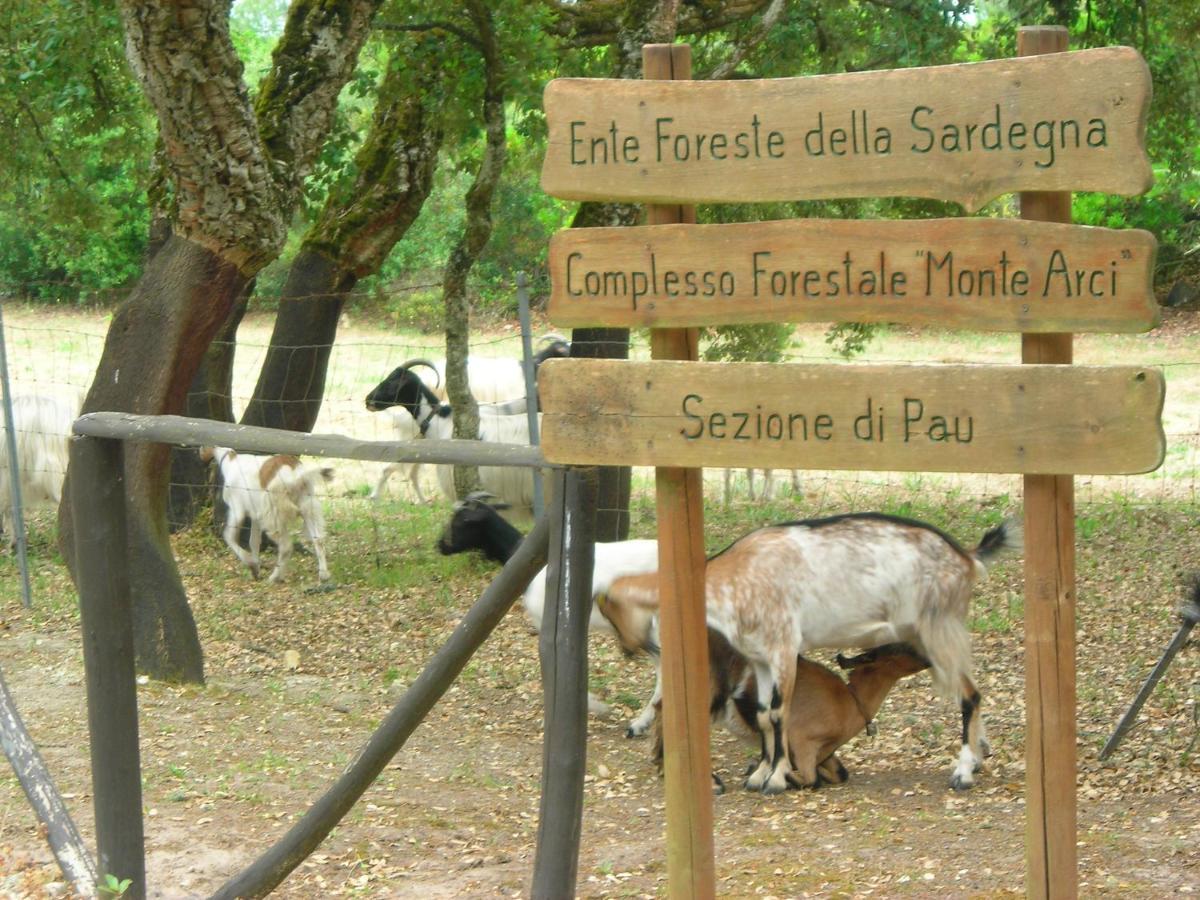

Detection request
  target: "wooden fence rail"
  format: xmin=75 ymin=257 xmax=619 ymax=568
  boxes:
xmin=67 ymin=412 xmax=589 ymax=900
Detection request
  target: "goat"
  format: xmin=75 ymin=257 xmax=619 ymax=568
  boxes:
xmin=373 ymin=336 xmax=569 ymax=410
xmin=647 ymin=631 xmax=930 ymax=793
xmin=201 ymin=447 xmax=334 ymax=584
xmin=370 ymin=395 xmax=531 ymax=505
xmin=0 ymin=395 xmax=75 ymax=549
xmin=365 ymin=362 xmax=542 ymax=514
xmin=436 ymin=493 xmax=662 ymax=728
xmin=721 ymin=468 xmax=802 ymax=505
xmin=597 ymin=512 xmax=1021 ymax=794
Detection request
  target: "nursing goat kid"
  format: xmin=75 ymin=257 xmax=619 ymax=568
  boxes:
xmin=599 ymin=513 xmax=1022 ymax=794
xmin=365 ymin=363 xmax=541 ymax=514
xmin=437 ymin=493 xmax=662 ymax=728
xmin=201 ymin=447 xmax=334 ymax=584
xmin=0 ymin=395 xmax=75 ymax=549
xmin=648 ymin=630 xmax=929 ymax=793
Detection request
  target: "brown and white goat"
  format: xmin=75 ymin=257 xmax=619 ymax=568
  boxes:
xmin=201 ymin=447 xmax=334 ymax=584
xmin=599 ymin=513 xmax=1021 ymax=794
xmin=650 ymin=633 xmax=930 ymax=792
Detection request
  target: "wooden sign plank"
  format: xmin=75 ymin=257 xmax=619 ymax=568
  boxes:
xmin=541 ymin=47 xmax=1151 ymax=211
xmin=548 ymin=218 xmax=1157 ymax=332
xmin=538 ymin=360 xmax=1164 ymax=475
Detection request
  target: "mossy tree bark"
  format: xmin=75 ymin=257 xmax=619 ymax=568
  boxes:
xmin=445 ymin=1 xmax=507 ymax=499
xmin=59 ymin=0 xmax=383 ymax=683
xmin=241 ymin=38 xmax=447 ymax=433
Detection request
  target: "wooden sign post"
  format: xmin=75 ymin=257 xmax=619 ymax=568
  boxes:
xmin=642 ymin=44 xmax=717 ymax=900
xmin=1019 ymin=26 xmax=1078 ymax=900
xmin=538 ymin=28 xmax=1158 ymax=900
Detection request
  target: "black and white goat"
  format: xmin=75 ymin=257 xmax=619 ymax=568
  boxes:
xmin=598 ymin=513 xmax=1021 ymax=794
xmin=0 ymin=394 xmax=76 ymax=549
xmin=201 ymin=447 xmax=334 ymax=584
xmin=437 ymin=493 xmax=662 ymax=728
xmin=365 ymin=362 xmax=542 ymax=514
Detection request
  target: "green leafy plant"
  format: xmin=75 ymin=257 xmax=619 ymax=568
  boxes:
xmin=99 ymin=873 xmax=133 ymax=898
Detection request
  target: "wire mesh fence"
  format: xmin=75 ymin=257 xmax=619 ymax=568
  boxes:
xmin=2 ymin=301 xmax=1199 ymax=590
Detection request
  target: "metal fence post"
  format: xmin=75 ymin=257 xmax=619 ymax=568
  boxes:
xmin=517 ymin=273 xmax=545 ymax=519
xmin=0 ymin=304 xmax=33 ymax=607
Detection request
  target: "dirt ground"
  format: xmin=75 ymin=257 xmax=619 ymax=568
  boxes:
xmin=0 ymin=500 xmax=1197 ymax=899
xmin=0 ymin=307 xmax=1197 ymax=897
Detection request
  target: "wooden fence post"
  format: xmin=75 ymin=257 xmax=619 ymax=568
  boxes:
xmin=69 ymin=434 xmax=146 ymax=899
xmin=532 ymin=468 xmax=598 ymax=898
xmin=643 ymin=42 xmax=717 ymax=900
xmin=1018 ymin=24 xmax=1078 ymax=900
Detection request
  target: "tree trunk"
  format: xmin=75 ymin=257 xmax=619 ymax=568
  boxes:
xmin=57 ymin=0 xmax=383 ymax=683
xmin=241 ymin=41 xmax=446 ymax=434
xmin=61 ymin=236 xmax=249 ymax=683
xmin=240 ymin=256 xmax=350 ymax=433
xmin=446 ymin=1 xmax=507 ymax=499
xmin=167 ymin=287 xmax=250 ymax=532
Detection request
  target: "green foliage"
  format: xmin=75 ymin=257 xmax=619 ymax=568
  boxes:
xmin=99 ymin=874 xmax=133 ymax=899
xmin=0 ymin=0 xmax=153 ymax=300
xmin=824 ymin=323 xmax=877 ymax=359
xmin=2 ymin=0 xmax=1197 ymax=310
xmin=701 ymin=323 xmax=795 ymax=363
xmin=378 ymin=286 xmax=446 ymax=334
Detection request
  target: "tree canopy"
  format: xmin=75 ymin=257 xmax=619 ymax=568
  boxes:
xmin=2 ymin=0 xmax=1194 ymax=309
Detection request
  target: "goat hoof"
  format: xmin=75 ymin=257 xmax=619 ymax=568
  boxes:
xmin=761 ymin=778 xmax=788 ymax=796
xmin=712 ymin=774 xmax=726 ymax=796
xmin=949 ymin=774 xmax=974 ymax=792
xmin=980 ymin=738 xmax=994 ymax=758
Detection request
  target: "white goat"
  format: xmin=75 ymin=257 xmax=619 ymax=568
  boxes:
xmin=0 ymin=395 xmax=76 ymax=549
xmin=523 ymin=538 xmax=662 ymax=726
xmin=598 ymin=513 xmax=1022 ymax=794
xmin=365 ymin=365 xmax=541 ymax=515
xmin=201 ymin=447 xmax=334 ymax=584
xmin=371 ymin=397 xmax=529 ymax=505
xmin=370 ymin=407 xmax=427 ymax=503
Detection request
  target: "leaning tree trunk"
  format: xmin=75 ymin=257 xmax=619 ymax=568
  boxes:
xmin=241 ymin=40 xmax=446 ymax=434
xmin=445 ymin=1 xmax=507 ymax=500
xmin=59 ymin=0 xmax=383 ymax=682
xmin=65 ymin=237 xmax=249 ymax=683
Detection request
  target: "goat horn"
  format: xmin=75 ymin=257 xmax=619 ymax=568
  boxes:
xmin=399 ymin=357 xmax=441 ymax=390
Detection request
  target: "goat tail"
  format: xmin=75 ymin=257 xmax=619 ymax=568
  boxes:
xmin=970 ymin=517 xmax=1023 ymax=577
xmin=915 ymin=607 xmax=974 ymax=702
xmin=287 ymin=463 xmax=334 ymax=498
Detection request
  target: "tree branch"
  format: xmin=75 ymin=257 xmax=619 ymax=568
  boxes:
xmin=545 ymin=0 xmax=770 ymax=48
xmin=374 ymin=20 xmax=483 ymax=51
xmin=705 ymin=0 xmax=786 ymax=79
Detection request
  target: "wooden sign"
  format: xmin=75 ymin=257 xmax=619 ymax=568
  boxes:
xmin=538 ymin=359 xmax=1165 ymax=475
xmin=541 ymin=47 xmax=1151 ymax=211
xmin=548 ymin=218 xmax=1157 ymax=332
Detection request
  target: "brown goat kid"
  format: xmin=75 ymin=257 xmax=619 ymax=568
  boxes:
xmin=652 ymin=631 xmax=930 ymax=791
